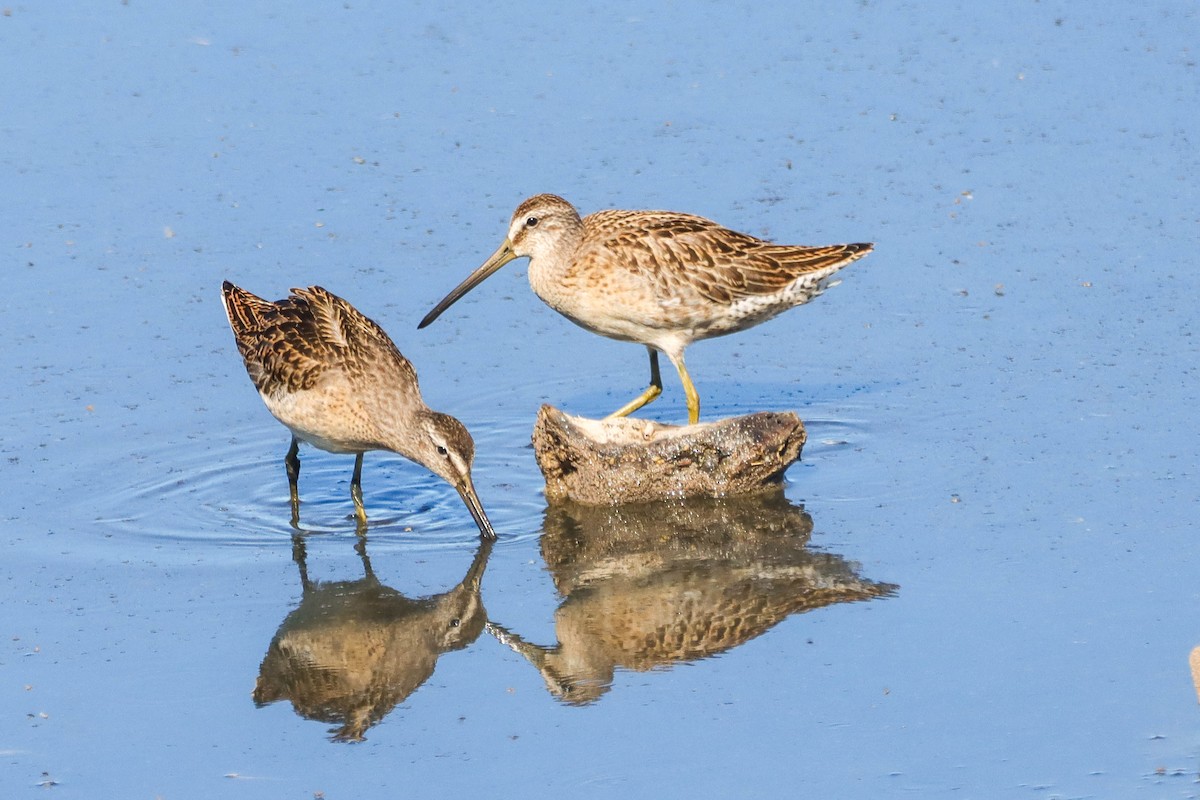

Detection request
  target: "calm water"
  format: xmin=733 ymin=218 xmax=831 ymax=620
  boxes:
xmin=3 ymin=2 xmax=1199 ymax=797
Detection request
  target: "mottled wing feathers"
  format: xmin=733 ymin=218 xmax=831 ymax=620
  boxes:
xmin=221 ymin=282 xmax=416 ymax=397
xmin=713 ymin=240 xmax=874 ymax=303
xmin=583 ymin=210 xmax=872 ymax=306
xmin=289 ymin=286 xmax=406 ymax=368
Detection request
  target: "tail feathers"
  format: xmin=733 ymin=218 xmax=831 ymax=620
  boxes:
xmin=221 ymin=281 xmax=276 ymax=336
xmin=779 ymin=241 xmax=873 ymax=274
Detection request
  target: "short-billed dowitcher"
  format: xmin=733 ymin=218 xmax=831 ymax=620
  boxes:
xmin=419 ymin=194 xmax=872 ymax=424
xmin=222 ymin=282 xmax=495 ymax=539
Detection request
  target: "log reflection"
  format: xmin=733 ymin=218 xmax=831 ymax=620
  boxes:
xmin=253 ymin=535 xmax=491 ymax=741
xmin=488 ymin=491 xmax=895 ymax=704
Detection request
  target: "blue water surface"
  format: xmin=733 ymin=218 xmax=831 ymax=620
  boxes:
xmin=2 ymin=1 xmax=1198 ymax=798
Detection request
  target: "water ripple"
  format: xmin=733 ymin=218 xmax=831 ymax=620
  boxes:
xmin=91 ymin=419 xmax=546 ymax=556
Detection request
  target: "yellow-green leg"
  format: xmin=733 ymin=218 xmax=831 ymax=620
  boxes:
xmin=608 ymin=347 xmax=664 ymax=418
xmin=665 ymin=351 xmax=701 ymax=424
xmin=285 ymin=436 xmax=301 ymax=526
xmin=350 ymin=452 xmax=368 ymax=524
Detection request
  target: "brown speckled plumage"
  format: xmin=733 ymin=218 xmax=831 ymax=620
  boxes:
xmin=224 ymin=283 xmax=417 ymax=399
xmin=559 ymin=202 xmax=870 ymax=313
xmin=420 ymin=194 xmax=873 ymax=423
xmin=221 ymin=282 xmax=494 ymax=537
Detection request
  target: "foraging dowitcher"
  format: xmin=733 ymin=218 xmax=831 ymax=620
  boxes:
xmin=419 ymin=194 xmax=873 ymax=424
xmin=221 ymin=282 xmax=495 ymax=539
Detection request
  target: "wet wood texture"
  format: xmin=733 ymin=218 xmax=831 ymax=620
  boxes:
xmin=531 ymin=405 xmax=806 ymax=504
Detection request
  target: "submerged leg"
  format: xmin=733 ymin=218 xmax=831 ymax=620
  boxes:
xmin=285 ymin=436 xmax=301 ymax=525
xmin=664 ymin=350 xmax=701 ymax=424
xmin=350 ymin=452 xmax=367 ymax=524
xmin=608 ymin=347 xmax=664 ymax=418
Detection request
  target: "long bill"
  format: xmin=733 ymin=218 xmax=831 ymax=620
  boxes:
xmin=456 ymin=476 xmax=497 ymax=540
xmin=418 ymin=239 xmax=519 ymax=329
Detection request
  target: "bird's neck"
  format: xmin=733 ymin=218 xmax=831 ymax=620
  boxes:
xmin=528 ymin=222 xmax=585 ymax=303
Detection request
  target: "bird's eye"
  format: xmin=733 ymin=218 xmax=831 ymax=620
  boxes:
xmin=525 ymin=216 xmax=539 ymax=228
xmin=436 ymin=445 xmax=449 ymax=456
xmin=449 ymin=618 xmax=461 ymax=628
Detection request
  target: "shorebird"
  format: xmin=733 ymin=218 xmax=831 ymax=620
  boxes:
xmin=222 ymin=282 xmax=495 ymax=539
xmin=419 ymin=194 xmax=872 ymax=424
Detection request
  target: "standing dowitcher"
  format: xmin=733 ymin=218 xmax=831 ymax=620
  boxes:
xmin=222 ymin=282 xmax=495 ymax=539
xmin=419 ymin=194 xmax=872 ymax=424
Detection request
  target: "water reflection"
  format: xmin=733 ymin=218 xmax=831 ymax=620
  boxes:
xmin=252 ymin=535 xmax=492 ymax=741
xmin=488 ymin=491 xmax=896 ymax=704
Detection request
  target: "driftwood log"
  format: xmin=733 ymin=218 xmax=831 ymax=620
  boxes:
xmin=531 ymin=405 xmax=806 ymax=505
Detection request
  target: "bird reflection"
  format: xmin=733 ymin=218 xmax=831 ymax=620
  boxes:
xmin=487 ymin=491 xmax=896 ymax=705
xmin=252 ymin=534 xmax=491 ymax=741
